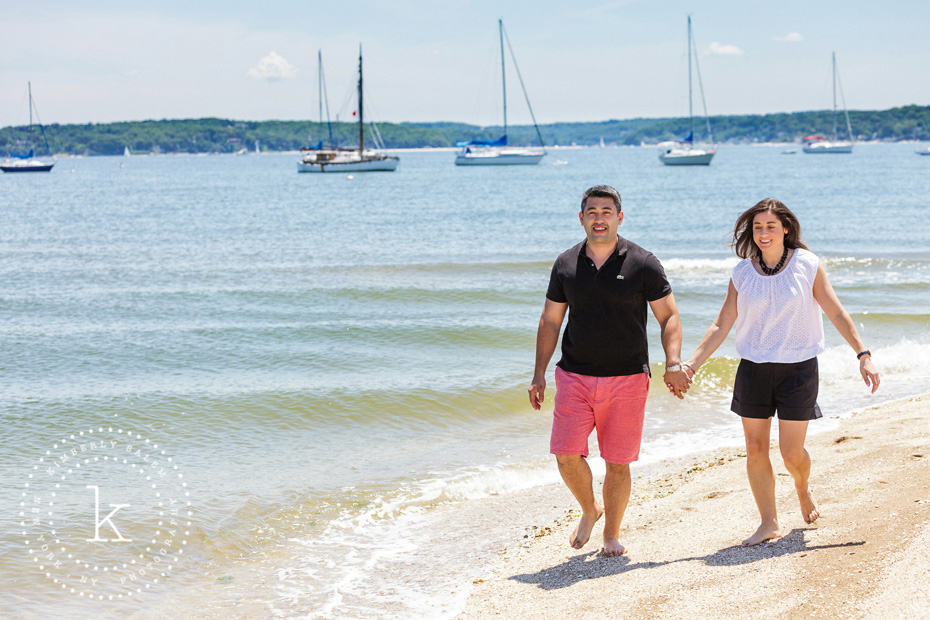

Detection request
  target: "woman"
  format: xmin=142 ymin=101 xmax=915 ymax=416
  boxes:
xmin=683 ymin=198 xmax=880 ymax=546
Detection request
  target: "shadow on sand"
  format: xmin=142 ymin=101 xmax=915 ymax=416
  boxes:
xmin=509 ymin=528 xmax=865 ymax=591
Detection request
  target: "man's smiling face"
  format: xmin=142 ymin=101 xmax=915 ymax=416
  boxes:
xmin=579 ymin=196 xmax=623 ymax=247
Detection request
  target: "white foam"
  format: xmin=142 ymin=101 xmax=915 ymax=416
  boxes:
xmin=661 ymin=257 xmax=740 ymax=273
xmin=267 ymin=338 xmax=930 ymax=618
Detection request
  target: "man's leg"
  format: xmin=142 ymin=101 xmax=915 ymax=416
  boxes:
xmin=594 ymin=373 xmax=647 ymax=556
xmin=555 ymin=454 xmax=603 ymax=549
xmin=741 ymin=416 xmax=780 ymax=546
xmin=601 ymin=461 xmax=630 ymax=556
xmin=778 ymin=419 xmax=819 ymax=524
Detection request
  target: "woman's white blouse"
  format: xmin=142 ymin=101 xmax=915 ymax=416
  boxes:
xmin=731 ymin=248 xmax=825 ymax=363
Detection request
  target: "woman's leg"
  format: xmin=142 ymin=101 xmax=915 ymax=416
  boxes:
xmin=778 ymin=419 xmax=820 ymax=524
xmin=741 ymin=416 xmax=781 ymax=545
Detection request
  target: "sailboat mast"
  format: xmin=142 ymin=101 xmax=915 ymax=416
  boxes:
xmin=688 ymin=15 xmax=694 ymax=143
xmin=358 ymin=46 xmax=364 ymax=153
xmin=501 ymin=24 xmax=546 ymax=150
xmin=499 ymin=18 xmax=507 ymax=139
xmin=28 ymin=81 xmax=33 ymax=126
xmin=832 ymin=51 xmax=838 ymax=140
xmin=318 ymin=50 xmax=323 ymax=125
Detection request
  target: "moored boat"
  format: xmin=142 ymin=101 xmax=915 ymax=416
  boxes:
xmin=802 ymin=52 xmax=854 ymax=154
xmin=659 ymin=144 xmax=715 ymax=166
xmin=2 ymin=82 xmax=55 ymax=173
xmin=802 ymin=136 xmax=853 ymax=154
xmin=454 ymin=145 xmax=544 ymax=166
xmin=298 ymin=149 xmax=399 ymax=172
xmin=298 ymin=47 xmax=398 ymax=173
xmin=659 ymin=16 xmax=716 ymax=166
xmin=454 ymin=19 xmax=546 ymax=166
xmin=0 ymin=158 xmax=54 ymax=173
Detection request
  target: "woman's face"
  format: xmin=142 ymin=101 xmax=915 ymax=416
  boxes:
xmin=752 ymin=210 xmax=788 ymax=253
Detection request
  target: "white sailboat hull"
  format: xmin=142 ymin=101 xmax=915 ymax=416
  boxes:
xmin=297 ymin=152 xmax=399 ymax=173
xmin=803 ymin=141 xmax=853 ymax=154
xmin=659 ymin=147 xmax=715 ymax=166
xmin=454 ymin=148 xmax=545 ymax=166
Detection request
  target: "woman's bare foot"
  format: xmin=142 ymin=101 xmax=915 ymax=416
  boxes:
xmin=742 ymin=521 xmax=781 ymax=546
xmin=569 ymin=506 xmax=604 ymax=549
xmin=601 ymin=537 xmax=627 ymax=557
xmin=797 ymin=487 xmax=820 ymax=524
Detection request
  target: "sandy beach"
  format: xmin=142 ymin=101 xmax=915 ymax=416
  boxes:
xmin=460 ymin=395 xmax=930 ymax=619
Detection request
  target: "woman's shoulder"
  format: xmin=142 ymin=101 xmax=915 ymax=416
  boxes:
xmin=731 ymin=257 xmax=755 ymax=284
xmin=793 ymin=248 xmax=820 ymax=269
xmin=732 ymin=256 xmax=754 ymax=274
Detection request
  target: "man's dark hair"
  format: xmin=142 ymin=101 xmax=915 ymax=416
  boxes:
xmin=580 ymin=185 xmax=622 ymax=212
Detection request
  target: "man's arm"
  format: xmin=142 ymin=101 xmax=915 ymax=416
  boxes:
xmin=648 ymin=292 xmax=689 ymax=399
xmin=529 ymin=298 xmax=568 ymax=410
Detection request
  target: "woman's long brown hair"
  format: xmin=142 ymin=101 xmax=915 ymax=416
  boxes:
xmin=733 ymin=198 xmax=809 ymax=260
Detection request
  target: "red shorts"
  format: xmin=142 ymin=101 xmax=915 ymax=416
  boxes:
xmin=550 ymin=367 xmax=649 ymax=464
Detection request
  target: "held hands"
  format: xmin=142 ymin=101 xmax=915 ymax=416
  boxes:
xmin=528 ymin=375 xmax=546 ymax=410
xmin=663 ymin=365 xmax=692 ymax=399
xmin=860 ymin=355 xmax=880 ymax=393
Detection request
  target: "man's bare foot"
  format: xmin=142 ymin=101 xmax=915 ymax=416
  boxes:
xmin=797 ymin=487 xmax=820 ymax=524
xmin=600 ymin=538 xmax=627 ymax=557
xmin=741 ymin=522 xmax=781 ymax=546
xmin=569 ymin=506 xmax=604 ymax=549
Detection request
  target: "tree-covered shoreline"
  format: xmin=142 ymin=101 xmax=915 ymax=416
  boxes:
xmin=2 ymin=105 xmax=928 ymax=156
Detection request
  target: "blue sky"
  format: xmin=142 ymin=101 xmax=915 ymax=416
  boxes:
xmin=3 ymin=0 xmax=929 ymax=126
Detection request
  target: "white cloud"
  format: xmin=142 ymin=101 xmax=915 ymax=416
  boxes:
xmin=247 ymin=51 xmax=297 ymax=81
xmin=774 ymin=32 xmax=804 ymax=42
xmin=707 ymin=42 xmax=744 ymax=56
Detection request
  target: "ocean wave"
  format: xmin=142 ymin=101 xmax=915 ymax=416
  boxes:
xmin=661 ymin=257 xmax=740 ymax=273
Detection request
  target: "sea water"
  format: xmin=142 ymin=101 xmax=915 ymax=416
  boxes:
xmin=2 ymin=144 xmax=929 ymax=617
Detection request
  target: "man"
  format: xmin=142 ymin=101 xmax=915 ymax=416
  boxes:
xmin=528 ymin=185 xmax=690 ymax=557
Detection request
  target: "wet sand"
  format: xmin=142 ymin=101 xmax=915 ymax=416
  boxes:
xmin=460 ymin=395 xmax=930 ymax=618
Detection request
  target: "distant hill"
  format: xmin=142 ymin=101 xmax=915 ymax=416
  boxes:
xmin=2 ymin=105 xmax=928 ymax=156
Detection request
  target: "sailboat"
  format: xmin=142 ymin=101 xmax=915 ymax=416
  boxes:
xmin=803 ymin=52 xmax=853 ymax=154
xmin=1 ymin=82 xmax=55 ymax=173
xmin=659 ymin=16 xmax=715 ymax=166
xmin=299 ymin=51 xmax=335 ymax=153
xmin=454 ymin=19 xmax=545 ymax=166
xmin=297 ymin=46 xmax=398 ymax=173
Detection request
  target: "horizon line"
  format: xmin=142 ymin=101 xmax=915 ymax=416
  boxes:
xmin=4 ymin=102 xmax=929 ymax=130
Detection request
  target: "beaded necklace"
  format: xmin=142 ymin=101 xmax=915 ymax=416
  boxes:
xmin=759 ymin=246 xmax=789 ymax=275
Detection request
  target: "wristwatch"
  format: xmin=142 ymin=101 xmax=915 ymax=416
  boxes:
xmin=666 ymin=363 xmax=682 ymax=372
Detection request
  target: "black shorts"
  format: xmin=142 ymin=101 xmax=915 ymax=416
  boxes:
xmin=730 ymin=357 xmax=822 ymax=421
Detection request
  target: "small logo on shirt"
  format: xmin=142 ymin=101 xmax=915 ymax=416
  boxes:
xmin=616 ymin=275 xmax=624 ymax=280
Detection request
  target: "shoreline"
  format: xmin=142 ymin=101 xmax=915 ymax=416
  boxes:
xmin=459 ymin=395 xmax=930 ymax=618
xmin=42 ymin=140 xmax=918 ymax=159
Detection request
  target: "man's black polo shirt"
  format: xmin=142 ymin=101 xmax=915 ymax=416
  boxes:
xmin=546 ymin=236 xmax=671 ymax=377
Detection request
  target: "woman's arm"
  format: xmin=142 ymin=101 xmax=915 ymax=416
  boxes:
xmin=683 ymin=279 xmax=739 ymax=378
xmin=812 ymin=264 xmax=880 ymax=392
